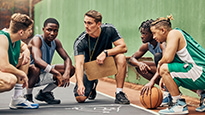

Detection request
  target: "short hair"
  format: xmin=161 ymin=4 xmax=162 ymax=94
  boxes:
xmin=10 ymin=13 xmax=33 ymax=33
xmin=139 ymin=19 xmax=154 ymax=33
xmin=151 ymin=15 xmax=174 ymax=30
xmin=85 ymin=10 xmax=102 ymax=23
xmin=43 ymin=18 xmax=59 ymax=28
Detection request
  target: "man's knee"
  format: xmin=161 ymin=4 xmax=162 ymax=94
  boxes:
xmin=1 ymin=74 xmax=17 ymax=92
xmin=75 ymin=96 xmax=87 ymax=103
xmin=114 ymin=54 xmax=126 ymax=66
xmin=159 ymin=64 xmax=169 ymax=76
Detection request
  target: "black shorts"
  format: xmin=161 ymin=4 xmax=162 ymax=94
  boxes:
xmin=73 ymin=72 xmax=97 ymax=97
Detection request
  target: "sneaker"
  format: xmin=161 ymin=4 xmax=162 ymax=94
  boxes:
xmin=35 ymin=90 xmax=61 ymax=104
xmin=115 ymin=92 xmax=130 ymax=104
xmin=159 ymin=98 xmax=188 ymax=115
xmin=9 ymin=96 xmax=39 ymax=109
xmin=88 ymin=80 xmax=98 ymax=100
xmin=196 ymin=91 xmax=205 ymax=112
xmin=160 ymin=91 xmax=172 ymax=107
xmin=24 ymin=94 xmax=34 ymax=103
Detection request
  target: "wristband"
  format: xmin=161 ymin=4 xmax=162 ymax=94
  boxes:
xmin=103 ymin=50 xmax=108 ymax=57
xmin=44 ymin=64 xmax=52 ymax=73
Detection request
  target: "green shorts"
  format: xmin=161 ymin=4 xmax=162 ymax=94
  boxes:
xmin=168 ymin=62 xmax=205 ymax=90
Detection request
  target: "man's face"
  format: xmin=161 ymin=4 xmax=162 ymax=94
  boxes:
xmin=151 ymin=26 xmax=165 ymax=43
xmin=21 ymin=25 xmax=33 ymax=40
xmin=43 ymin=23 xmax=59 ymax=42
xmin=140 ymin=28 xmax=153 ymax=43
xmin=84 ymin=15 xmax=100 ymax=36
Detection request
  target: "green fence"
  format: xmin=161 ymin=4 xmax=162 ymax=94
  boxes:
xmin=34 ymin=0 xmax=205 ymax=98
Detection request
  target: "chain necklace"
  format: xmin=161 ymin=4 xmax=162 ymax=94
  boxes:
xmin=88 ymin=32 xmax=101 ymax=62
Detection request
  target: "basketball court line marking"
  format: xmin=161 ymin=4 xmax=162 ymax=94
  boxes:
xmin=70 ymin=82 xmax=159 ymax=115
xmin=0 ymin=82 xmax=159 ymax=115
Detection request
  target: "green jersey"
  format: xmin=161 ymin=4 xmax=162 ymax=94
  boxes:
xmin=168 ymin=28 xmax=205 ymax=89
xmin=0 ymin=30 xmax=21 ymax=67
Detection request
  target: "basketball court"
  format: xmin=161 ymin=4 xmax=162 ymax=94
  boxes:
xmin=0 ymin=81 xmax=158 ymax=115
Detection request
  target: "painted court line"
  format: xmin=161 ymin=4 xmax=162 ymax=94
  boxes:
xmin=70 ymin=82 xmax=159 ymax=115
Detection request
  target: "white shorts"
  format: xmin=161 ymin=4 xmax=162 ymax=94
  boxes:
xmin=34 ymin=65 xmax=55 ymax=87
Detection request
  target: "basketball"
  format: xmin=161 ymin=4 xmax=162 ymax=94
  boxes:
xmin=140 ymin=87 xmax=163 ymax=109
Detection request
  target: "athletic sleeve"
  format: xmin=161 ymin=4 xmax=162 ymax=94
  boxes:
xmin=109 ymin=24 xmax=122 ymax=42
xmin=73 ymin=32 xmax=87 ymax=56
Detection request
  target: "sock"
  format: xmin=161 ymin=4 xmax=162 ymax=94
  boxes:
xmin=26 ymin=88 xmax=33 ymax=95
xmin=42 ymin=83 xmax=57 ymax=93
xmin=172 ymin=95 xmax=181 ymax=103
xmin=13 ymin=84 xmax=23 ymax=99
xmin=116 ymin=88 xmax=123 ymax=94
xmin=163 ymin=90 xmax=170 ymax=98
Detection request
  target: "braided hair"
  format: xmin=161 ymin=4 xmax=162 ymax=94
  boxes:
xmin=139 ymin=19 xmax=154 ymax=33
xmin=151 ymin=14 xmax=174 ymax=30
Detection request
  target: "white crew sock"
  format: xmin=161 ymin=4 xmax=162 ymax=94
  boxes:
xmin=13 ymin=84 xmax=23 ymax=99
xmin=116 ymin=88 xmax=123 ymax=94
xmin=172 ymin=95 xmax=181 ymax=103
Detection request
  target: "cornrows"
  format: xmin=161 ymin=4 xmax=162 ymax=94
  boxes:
xmin=151 ymin=14 xmax=174 ymax=28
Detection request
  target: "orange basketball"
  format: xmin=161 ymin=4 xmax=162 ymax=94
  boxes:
xmin=140 ymin=87 xmax=163 ymax=109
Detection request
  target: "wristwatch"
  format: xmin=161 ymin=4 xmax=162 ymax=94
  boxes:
xmin=103 ymin=50 xmax=108 ymax=57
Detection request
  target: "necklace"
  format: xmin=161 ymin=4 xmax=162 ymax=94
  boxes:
xmin=88 ymin=32 xmax=101 ymax=62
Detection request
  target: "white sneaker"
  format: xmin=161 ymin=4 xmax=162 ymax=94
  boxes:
xmin=9 ymin=96 xmax=39 ymax=109
xmin=159 ymin=98 xmax=188 ymax=115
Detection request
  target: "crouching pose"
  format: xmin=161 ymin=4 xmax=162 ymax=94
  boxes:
xmin=24 ymin=18 xmax=75 ymax=104
xmin=0 ymin=13 xmax=39 ymax=109
xmin=141 ymin=15 xmax=205 ymax=114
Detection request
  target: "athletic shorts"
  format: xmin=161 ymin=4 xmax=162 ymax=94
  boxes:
xmin=73 ymin=71 xmax=97 ymax=97
xmin=34 ymin=65 xmax=56 ymax=87
xmin=168 ymin=62 xmax=205 ymax=90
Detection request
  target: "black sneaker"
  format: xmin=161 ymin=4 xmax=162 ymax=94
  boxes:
xmin=115 ymin=92 xmax=130 ymax=104
xmin=35 ymin=90 xmax=61 ymax=104
xmin=88 ymin=80 xmax=98 ymax=100
xmin=24 ymin=94 xmax=34 ymax=103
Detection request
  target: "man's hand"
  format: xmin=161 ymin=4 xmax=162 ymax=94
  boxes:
xmin=17 ymin=71 xmax=28 ymax=88
xmin=96 ymin=51 xmax=106 ymax=65
xmin=19 ymin=53 xmax=30 ymax=66
xmin=140 ymin=80 xmax=155 ymax=97
xmin=77 ymin=84 xmax=85 ymax=96
xmin=159 ymin=78 xmax=166 ymax=91
xmin=61 ymin=74 xmax=70 ymax=87
xmin=54 ymin=73 xmax=63 ymax=87
xmin=138 ymin=62 xmax=151 ymax=74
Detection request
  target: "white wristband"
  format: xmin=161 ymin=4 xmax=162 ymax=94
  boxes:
xmin=44 ymin=64 xmax=52 ymax=73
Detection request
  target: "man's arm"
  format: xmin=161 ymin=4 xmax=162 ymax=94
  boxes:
xmin=129 ymin=43 xmax=148 ymax=66
xmin=159 ymin=42 xmax=166 ymax=56
xmin=29 ymin=36 xmax=61 ymax=77
xmin=55 ymin=38 xmax=73 ymax=84
xmin=96 ymin=38 xmax=127 ymax=64
xmin=0 ymin=35 xmax=28 ymax=87
xmin=18 ymin=41 xmax=30 ymax=66
xmin=158 ymin=30 xmax=182 ymax=67
xmin=75 ymin=55 xmax=85 ymax=96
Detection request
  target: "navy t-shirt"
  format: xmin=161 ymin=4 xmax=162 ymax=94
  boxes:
xmin=74 ymin=23 xmax=122 ymax=62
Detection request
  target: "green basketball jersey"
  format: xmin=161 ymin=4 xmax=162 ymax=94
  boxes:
xmin=168 ymin=28 xmax=205 ymax=83
xmin=0 ymin=30 xmax=21 ymax=67
xmin=172 ymin=28 xmax=205 ymax=67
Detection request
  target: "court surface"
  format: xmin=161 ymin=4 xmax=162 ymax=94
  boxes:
xmin=0 ymin=82 xmax=158 ymax=115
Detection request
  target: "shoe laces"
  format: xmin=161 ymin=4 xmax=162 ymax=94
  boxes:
xmin=45 ymin=92 xmax=55 ymax=99
xmin=117 ymin=92 xmax=128 ymax=100
xmin=199 ymin=91 xmax=205 ymax=106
